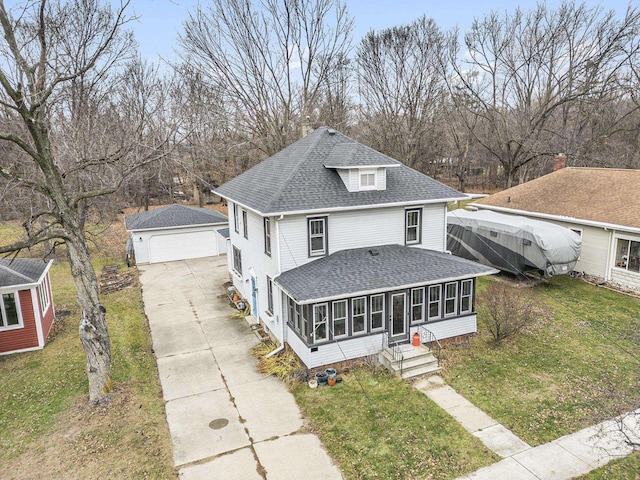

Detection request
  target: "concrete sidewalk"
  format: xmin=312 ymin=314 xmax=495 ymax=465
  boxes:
xmin=139 ymin=257 xmax=342 ymax=480
xmin=415 ymin=376 xmax=640 ymax=479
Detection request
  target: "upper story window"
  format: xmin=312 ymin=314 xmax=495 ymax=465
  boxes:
xmin=405 ymin=208 xmax=422 ymax=245
xmin=263 ymin=217 xmax=271 ymax=256
xmin=359 ymin=170 xmax=376 ymax=190
xmin=308 ymin=217 xmax=327 ymax=257
xmin=242 ymin=210 xmax=248 ymax=239
xmin=0 ymin=292 xmax=21 ymax=330
xmin=233 ymin=204 xmax=239 ymax=233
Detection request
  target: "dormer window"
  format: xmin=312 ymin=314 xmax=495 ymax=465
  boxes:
xmin=359 ymin=170 xmax=376 ymax=190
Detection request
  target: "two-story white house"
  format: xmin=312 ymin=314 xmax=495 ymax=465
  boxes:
xmin=215 ymin=127 xmax=496 ymax=369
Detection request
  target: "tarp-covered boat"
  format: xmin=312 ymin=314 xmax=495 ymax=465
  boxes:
xmin=447 ymin=209 xmax=582 ymax=278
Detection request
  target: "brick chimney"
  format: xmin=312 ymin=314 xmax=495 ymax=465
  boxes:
xmin=554 ymin=153 xmax=566 ymax=171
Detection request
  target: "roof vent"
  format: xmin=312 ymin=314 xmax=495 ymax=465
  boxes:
xmin=369 ymin=249 xmax=379 ymax=256
xmin=327 ymin=128 xmax=336 ymax=135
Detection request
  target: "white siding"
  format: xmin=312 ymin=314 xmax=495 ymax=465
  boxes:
xmin=277 ymin=204 xmax=448 ymax=271
xmin=417 ymin=315 xmax=477 ymax=340
xmin=611 ymin=268 xmax=640 ymax=290
xmin=131 ymin=225 xmax=226 ymax=265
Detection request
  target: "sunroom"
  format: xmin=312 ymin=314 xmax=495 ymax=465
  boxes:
xmin=274 ymin=244 xmax=497 ymax=369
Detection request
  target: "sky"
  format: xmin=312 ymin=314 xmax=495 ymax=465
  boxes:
xmin=128 ymin=0 xmax=635 ymax=64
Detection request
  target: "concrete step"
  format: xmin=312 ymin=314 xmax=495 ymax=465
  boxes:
xmin=378 ymin=344 xmax=440 ymax=379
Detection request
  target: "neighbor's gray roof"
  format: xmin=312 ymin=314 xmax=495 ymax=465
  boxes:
xmin=125 ymin=204 xmax=228 ymax=231
xmin=0 ymin=258 xmax=51 ymax=288
xmin=218 ymin=228 xmax=230 ymax=239
xmin=274 ymin=244 xmax=497 ymax=304
xmin=215 ymin=127 xmax=465 ymax=215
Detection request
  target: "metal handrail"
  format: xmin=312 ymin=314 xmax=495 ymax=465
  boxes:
xmin=381 ymin=331 xmax=404 ymax=375
xmin=418 ymin=325 xmax=442 ymax=360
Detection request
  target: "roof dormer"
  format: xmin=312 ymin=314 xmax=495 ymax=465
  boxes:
xmin=324 ymin=142 xmax=400 ymax=192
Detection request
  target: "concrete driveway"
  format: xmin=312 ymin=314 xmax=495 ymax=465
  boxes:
xmin=139 ymin=257 xmax=342 ymax=480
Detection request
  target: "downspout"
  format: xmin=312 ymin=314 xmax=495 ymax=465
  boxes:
xmin=266 ymin=214 xmax=286 ymax=358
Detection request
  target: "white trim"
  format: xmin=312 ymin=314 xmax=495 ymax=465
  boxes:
xmin=470 ymin=203 xmax=640 ymax=235
xmin=127 ymin=222 xmax=228 ymax=234
xmin=31 ymin=288 xmax=45 ymax=347
xmin=0 ymin=345 xmax=44 ymax=356
xmin=323 ymin=163 xmax=400 ymax=169
xmin=275 ymin=270 xmax=498 ymax=305
xmin=217 ymin=195 xmax=470 ymax=218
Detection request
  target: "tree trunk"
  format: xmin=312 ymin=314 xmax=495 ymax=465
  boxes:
xmin=66 ymin=233 xmax=112 ymax=404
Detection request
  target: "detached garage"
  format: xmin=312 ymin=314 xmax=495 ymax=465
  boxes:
xmin=125 ymin=205 xmax=228 ymax=264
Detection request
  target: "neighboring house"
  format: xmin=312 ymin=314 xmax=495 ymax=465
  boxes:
xmin=0 ymin=258 xmax=55 ymax=355
xmin=215 ymin=127 xmax=496 ymax=369
xmin=125 ymin=204 xmax=228 ymax=264
xmin=471 ymin=166 xmax=640 ymax=291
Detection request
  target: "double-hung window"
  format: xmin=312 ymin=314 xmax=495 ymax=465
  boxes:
xmin=0 ymin=292 xmax=20 ymax=329
xmin=233 ymin=204 xmax=239 ymax=233
xmin=308 ymin=217 xmax=327 ymax=257
xmin=444 ymin=282 xmax=457 ymax=317
xmin=232 ymin=246 xmax=242 ymax=276
xmin=411 ymin=287 xmax=424 ymax=323
xmin=405 ymin=208 xmax=422 ymax=245
xmin=266 ymin=276 xmax=274 ymax=313
xmin=332 ymin=300 xmax=347 ymax=338
xmin=313 ymin=303 xmax=328 ymax=343
xmin=263 ymin=217 xmax=271 ymax=256
xmin=428 ymin=285 xmax=441 ymax=320
xmin=370 ymin=294 xmax=384 ymax=331
xmin=460 ymin=279 xmax=473 ymax=314
xmin=352 ymin=297 xmax=366 ymax=334
xmin=242 ymin=210 xmax=248 ymax=239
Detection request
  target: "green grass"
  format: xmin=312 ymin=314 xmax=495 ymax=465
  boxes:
xmin=294 ymin=367 xmax=498 ymax=480
xmin=443 ymin=275 xmax=640 ymax=446
xmin=577 ymin=451 xmax=640 ymax=479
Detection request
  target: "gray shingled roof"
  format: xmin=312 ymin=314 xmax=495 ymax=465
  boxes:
xmin=274 ymin=244 xmax=497 ymax=304
xmin=215 ymin=127 xmax=465 ymax=215
xmin=0 ymin=258 xmax=51 ymax=288
xmin=218 ymin=228 xmax=230 ymax=239
xmin=125 ymin=205 xmax=228 ymax=231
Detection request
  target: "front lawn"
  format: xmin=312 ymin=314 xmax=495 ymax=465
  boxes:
xmin=294 ymin=367 xmax=498 ymax=480
xmin=443 ymin=275 xmax=640 ymax=446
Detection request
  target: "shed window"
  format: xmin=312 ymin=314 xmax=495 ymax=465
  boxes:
xmin=39 ymin=275 xmax=51 ymax=313
xmin=0 ymin=293 xmax=21 ymax=329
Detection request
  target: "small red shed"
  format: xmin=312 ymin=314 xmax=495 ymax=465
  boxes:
xmin=0 ymin=258 xmax=55 ymax=355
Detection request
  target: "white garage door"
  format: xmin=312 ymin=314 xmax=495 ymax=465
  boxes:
xmin=149 ymin=230 xmax=218 ymax=263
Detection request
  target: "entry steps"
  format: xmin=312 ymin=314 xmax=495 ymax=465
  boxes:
xmin=379 ymin=344 xmax=441 ymax=379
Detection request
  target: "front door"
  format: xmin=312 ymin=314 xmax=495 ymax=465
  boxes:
xmin=389 ymin=292 xmax=409 ymax=343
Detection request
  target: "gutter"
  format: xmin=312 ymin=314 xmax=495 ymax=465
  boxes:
xmin=469 ymin=203 xmax=640 ymax=235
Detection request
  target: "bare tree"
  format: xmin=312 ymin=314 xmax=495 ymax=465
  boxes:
xmin=355 ymin=16 xmax=447 ymax=173
xmin=179 ymin=0 xmax=354 ymax=157
xmin=0 ymin=0 xmax=171 ymax=404
xmin=444 ymin=2 xmax=640 ymax=187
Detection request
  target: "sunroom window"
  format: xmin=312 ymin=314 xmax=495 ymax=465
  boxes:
xmin=313 ymin=303 xmax=328 ymax=343
xmin=370 ymin=294 xmax=384 ymax=331
xmin=444 ymin=282 xmax=457 ymax=316
xmin=428 ymin=285 xmax=441 ymax=320
xmin=332 ymin=300 xmax=347 ymax=338
xmin=460 ymin=279 xmax=473 ymax=314
xmin=352 ymin=297 xmax=366 ymax=334
xmin=615 ymin=238 xmax=640 ymax=273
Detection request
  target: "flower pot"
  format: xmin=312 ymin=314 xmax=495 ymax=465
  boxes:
xmin=308 ymin=379 xmax=318 ymax=389
xmin=327 ymin=376 xmax=337 ymax=386
xmin=325 ymin=368 xmax=337 ymax=378
xmin=314 ymin=371 xmax=328 ymax=386
xmin=233 ymin=294 xmax=240 ymax=301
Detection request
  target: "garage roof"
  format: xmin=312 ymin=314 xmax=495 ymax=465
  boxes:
xmin=125 ymin=205 xmax=228 ymax=231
